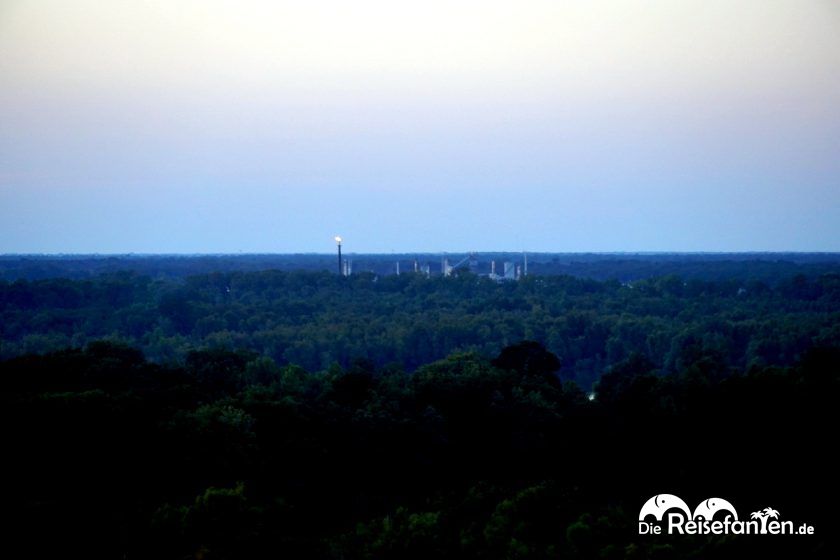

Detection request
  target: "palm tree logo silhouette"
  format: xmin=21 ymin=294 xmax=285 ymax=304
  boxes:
xmin=750 ymin=507 xmax=780 ymax=534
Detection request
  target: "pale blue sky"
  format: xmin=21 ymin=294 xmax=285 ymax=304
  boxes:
xmin=1 ymin=0 xmax=839 ymax=253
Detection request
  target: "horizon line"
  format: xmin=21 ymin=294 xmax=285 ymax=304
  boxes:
xmin=3 ymin=251 xmax=840 ymax=258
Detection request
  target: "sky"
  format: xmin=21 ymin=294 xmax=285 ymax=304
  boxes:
xmin=1 ymin=0 xmax=839 ymax=253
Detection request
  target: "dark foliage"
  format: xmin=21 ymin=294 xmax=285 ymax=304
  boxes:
xmin=1 ymin=339 xmax=837 ymax=559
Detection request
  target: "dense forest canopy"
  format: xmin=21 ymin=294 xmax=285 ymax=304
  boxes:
xmin=2 ymin=265 xmax=838 ymax=389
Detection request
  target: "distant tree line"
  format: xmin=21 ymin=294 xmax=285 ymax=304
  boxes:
xmin=2 ymin=253 xmax=839 ymax=282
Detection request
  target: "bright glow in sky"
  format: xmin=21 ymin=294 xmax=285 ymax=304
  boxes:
xmin=1 ymin=0 xmax=839 ymax=252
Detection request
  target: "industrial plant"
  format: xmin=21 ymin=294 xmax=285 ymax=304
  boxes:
xmin=334 ymin=236 xmax=528 ymax=281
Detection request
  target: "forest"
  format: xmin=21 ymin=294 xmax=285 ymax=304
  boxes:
xmin=2 ymin=264 xmax=839 ymax=390
xmin=1 ymin=258 xmax=839 ymax=558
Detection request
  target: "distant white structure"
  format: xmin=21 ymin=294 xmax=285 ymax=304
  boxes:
xmin=485 ymin=255 xmax=528 ymax=282
xmin=442 ymin=253 xmax=473 ymax=277
xmin=504 ymin=261 xmax=515 ymax=280
xmin=398 ymin=252 xmax=530 ymax=282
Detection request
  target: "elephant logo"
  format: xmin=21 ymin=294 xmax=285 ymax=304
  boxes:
xmin=638 ymin=494 xmax=692 ymax=521
xmin=693 ymin=497 xmax=738 ymax=521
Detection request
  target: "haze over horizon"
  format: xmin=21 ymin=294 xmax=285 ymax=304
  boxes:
xmin=2 ymin=0 xmax=839 ymax=253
